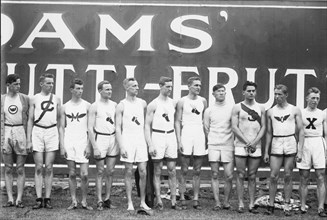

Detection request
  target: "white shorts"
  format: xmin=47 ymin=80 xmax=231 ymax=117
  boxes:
xmin=297 ymin=137 xmax=326 ymax=169
xmin=120 ymin=133 xmax=148 ymax=163
xmin=3 ymin=125 xmax=27 ymax=155
xmin=32 ymin=126 xmax=59 ymax=152
xmin=95 ymin=133 xmax=119 ymax=159
xmin=65 ymin=133 xmax=89 ymax=163
xmin=181 ymin=126 xmax=207 ymax=156
xmin=271 ymin=135 xmax=297 ymax=156
xmin=151 ymin=130 xmax=177 ymax=161
xmin=234 ymin=145 xmax=262 ymax=158
xmin=208 ymin=149 xmax=234 ymax=163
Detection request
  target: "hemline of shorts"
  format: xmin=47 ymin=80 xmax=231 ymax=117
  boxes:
xmin=234 ymin=155 xmax=261 ymax=159
xmin=270 ymin=153 xmax=296 ymax=157
xmin=152 ymin=157 xmax=177 ymax=162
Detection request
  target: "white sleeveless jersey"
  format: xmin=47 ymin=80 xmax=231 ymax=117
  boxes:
xmin=152 ymin=98 xmax=175 ymax=131
xmin=94 ymin=100 xmax=116 ymax=134
xmin=206 ymin=102 xmax=234 ymax=147
xmin=64 ymin=100 xmax=89 ymax=138
xmin=302 ymin=108 xmax=324 ymax=137
xmin=4 ymin=95 xmax=23 ymax=125
xmin=235 ymin=102 xmax=262 ymax=145
xmin=182 ymin=96 xmax=205 ymax=127
xmin=121 ymin=98 xmax=145 ymax=134
xmin=271 ymin=104 xmax=296 ymax=136
xmin=33 ymin=93 xmax=58 ymax=126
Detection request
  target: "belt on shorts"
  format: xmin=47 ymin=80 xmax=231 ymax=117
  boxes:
xmin=94 ymin=129 xmax=115 ymax=136
xmin=34 ymin=123 xmax=57 ymax=129
xmin=273 ymin=134 xmax=295 ymax=138
xmin=4 ymin=123 xmax=23 ymax=127
xmin=305 ymin=136 xmax=322 ymax=138
xmin=152 ymin=128 xmax=174 ymax=134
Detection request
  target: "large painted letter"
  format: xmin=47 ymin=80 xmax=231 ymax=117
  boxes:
xmin=169 ymin=15 xmax=212 ymax=53
xmin=285 ymin=69 xmax=317 ymax=109
xmin=20 ymin=13 xmax=83 ymax=49
xmin=97 ymin=15 xmax=154 ymax=51
xmin=1 ymin=14 xmax=14 ymax=46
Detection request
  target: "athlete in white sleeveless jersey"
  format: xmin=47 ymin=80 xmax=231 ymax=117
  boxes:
xmin=264 ymin=84 xmax=304 ymax=216
xmin=232 ymin=81 xmax=266 ymax=213
xmin=27 ymin=73 xmax=61 ymax=209
xmin=88 ymin=81 xmax=118 ymax=210
xmin=297 ymin=87 xmax=327 ymax=217
xmin=175 ymin=77 xmax=207 ymax=210
xmin=145 ymin=77 xmax=180 ymax=210
xmin=204 ymin=83 xmax=234 ymax=211
xmin=116 ymin=78 xmax=151 ymax=212
xmin=1 ymin=74 xmax=29 ymax=208
xmin=59 ymin=79 xmax=92 ymax=210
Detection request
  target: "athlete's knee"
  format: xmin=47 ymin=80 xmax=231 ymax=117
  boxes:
xmin=193 ymin=169 xmax=201 ymax=178
xmin=107 ymin=168 xmax=115 ymax=178
xmin=69 ymin=171 xmax=77 ymax=180
xmin=97 ymin=168 xmax=104 ymax=177
xmin=284 ymin=173 xmax=293 ymax=183
xmin=270 ymin=173 xmax=279 ymax=183
xmin=16 ymin=166 xmax=25 ymax=176
xmin=225 ymin=173 xmax=233 ymax=183
xmin=35 ymin=166 xmax=43 ymax=176
xmin=316 ymin=172 xmax=325 ymax=184
xmin=45 ymin=166 xmax=53 ymax=176
xmin=237 ymin=170 xmax=246 ymax=180
xmin=211 ymin=171 xmax=219 ymax=180
xmin=4 ymin=165 xmax=13 ymax=175
xmin=80 ymin=173 xmax=88 ymax=182
xmin=181 ymin=166 xmax=188 ymax=176
xmin=138 ymin=168 xmax=147 ymax=179
xmin=167 ymin=169 xmax=176 ymax=179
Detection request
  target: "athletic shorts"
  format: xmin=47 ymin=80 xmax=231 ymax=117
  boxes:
xmin=32 ymin=126 xmax=59 ymax=152
xmin=65 ymin=133 xmax=89 ymax=163
xmin=151 ymin=131 xmax=177 ymax=161
xmin=95 ymin=133 xmax=119 ymax=159
xmin=208 ymin=148 xmax=234 ymax=163
xmin=297 ymin=137 xmax=326 ymax=170
xmin=270 ymin=136 xmax=297 ymax=156
xmin=181 ymin=126 xmax=207 ymax=156
xmin=3 ymin=126 xmax=27 ymax=155
xmin=234 ymin=145 xmax=262 ymax=158
xmin=120 ymin=133 xmax=148 ymax=163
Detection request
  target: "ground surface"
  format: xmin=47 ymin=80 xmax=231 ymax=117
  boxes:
xmin=0 ymin=179 xmax=324 ymax=220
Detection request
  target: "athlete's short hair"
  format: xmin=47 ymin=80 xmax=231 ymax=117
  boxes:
xmin=39 ymin=73 xmax=54 ymax=83
xmin=159 ymin=76 xmax=172 ymax=86
xmin=187 ymin=77 xmax=201 ymax=86
xmin=97 ymin=80 xmax=110 ymax=91
xmin=212 ymin=83 xmax=225 ymax=92
xmin=123 ymin=77 xmax=136 ymax=89
xmin=306 ymin=87 xmax=320 ymax=96
xmin=242 ymin=81 xmax=257 ymax=91
xmin=6 ymin=74 xmax=20 ymax=84
xmin=70 ymin=78 xmax=84 ymax=89
xmin=274 ymin=84 xmax=288 ymax=95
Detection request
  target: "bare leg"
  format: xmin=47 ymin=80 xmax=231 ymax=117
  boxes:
xmin=104 ymin=157 xmax=117 ymax=201
xmin=153 ymin=161 xmax=163 ymax=206
xmin=67 ymin=160 xmax=77 ymax=204
xmin=247 ymin=157 xmax=261 ymax=209
xmin=268 ymin=156 xmax=284 ymax=207
xmin=283 ymin=156 xmax=295 ymax=211
xmin=138 ymin=162 xmax=150 ymax=210
xmin=95 ymin=159 xmax=105 ymax=203
xmin=299 ymin=169 xmax=309 ymax=211
xmin=315 ymin=169 xmax=326 ymax=211
xmin=210 ymin=162 xmax=221 ymax=207
xmin=44 ymin=151 xmax=56 ymax=198
xmin=80 ymin=163 xmax=90 ymax=207
xmin=235 ymin=156 xmax=246 ymax=208
xmin=222 ymin=161 xmax=234 ymax=207
xmin=15 ymin=155 xmax=27 ymax=204
xmin=124 ymin=162 xmax=134 ymax=210
xmin=2 ymin=154 xmax=14 ymax=203
xmin=179 ymin=156 xmax=190 ymax=201
xmin=33 ymin=152 xmax=44 ymax=199
xmin=192 ymin=156 xmax=204 ymax=201
xmin=167 ymin=160 xmax=177 ymax=206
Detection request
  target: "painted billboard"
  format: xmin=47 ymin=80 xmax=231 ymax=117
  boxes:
xmin=1 ymin=0 xmax=327 ymax=164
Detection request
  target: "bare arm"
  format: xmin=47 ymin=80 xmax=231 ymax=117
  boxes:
xmin=59 ymin=105 xmax=66 ymax=158
xmin=115 ymin=102 xmax=127 ymax=158
xmin=294 ymin=107 xmax=304 ymax=162
xmin=174 ymin=99 xmax=184 ymax=152
xmin=264 ymin=109 xmax=272 ymax=162
xmin=144 ymin=101 xmax=156 ymax=156
xmin=203 ymin=108 xmax=210 ymax=138
xmin=26 ymin=97 xmax=35 ymax=152
xmin=88 ymin=103 xmax=100 ymax=158
xmin=231 ymin=104 xmax=249 ymax=145
xmin=84 ymin=102 xmax=92 ymax=159
xmin=250 ymin=106 xmax=267 ymax=147
xmin=323 ymin=110 xmax=327 ymax=158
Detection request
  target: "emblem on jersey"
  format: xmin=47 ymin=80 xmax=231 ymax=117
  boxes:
xmin=132 ymin=116 xmax=140 ymax=125
xmin=162 ymin=113 xmax=170 ymax=122
xmin=8 ymin=105 xmax=18 ymax=114
xmin=41 ymin=100 xmax=54 ymax=111
xmin=106 ymin=116 xmax=114 ymax=124
xmin=274 ymin=114 xmax=290 ymax=123
xmin=306 ymin=117 xmax=317 ymax=129
xmin=191 ymin=108 xmax=200 ymax=115
xmin=66 ymin=113 xmax=86 ymax=122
